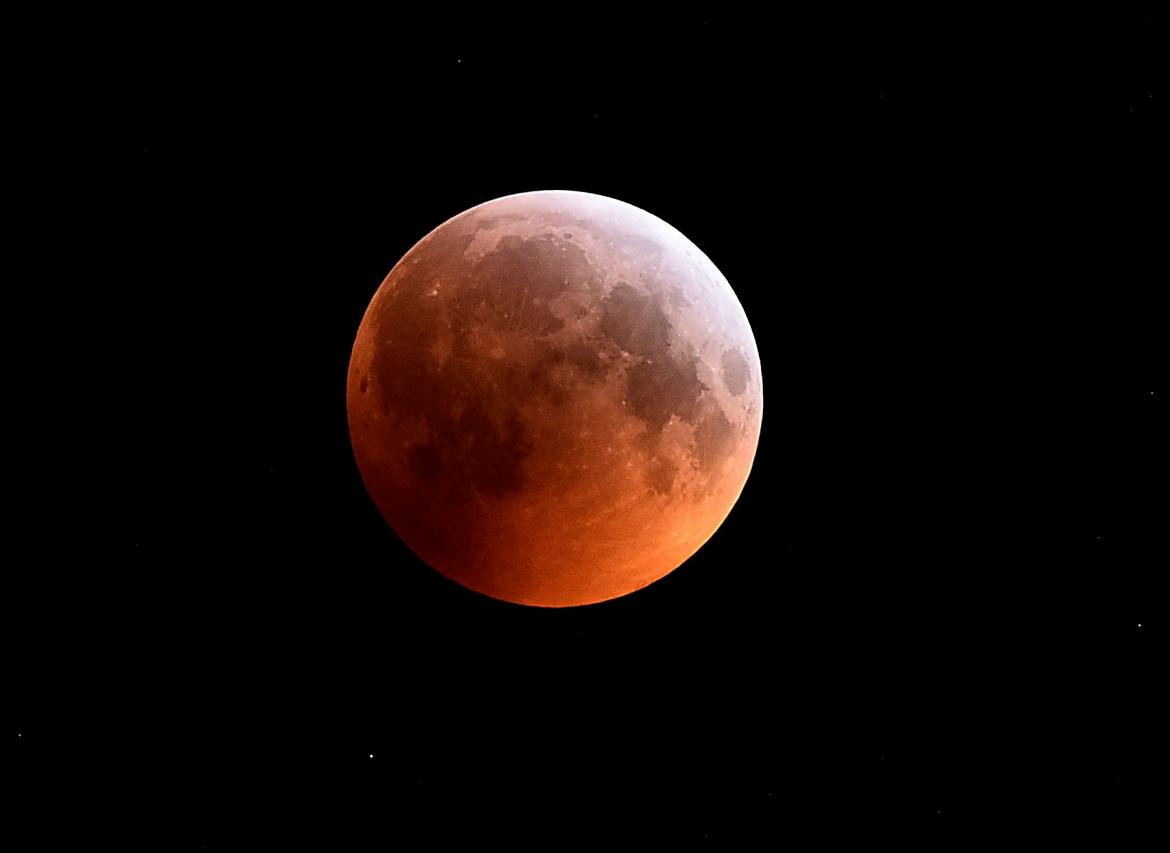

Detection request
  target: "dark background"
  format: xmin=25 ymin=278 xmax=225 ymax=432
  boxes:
xmin=11 ymin=7 xmax=1162 ymax=847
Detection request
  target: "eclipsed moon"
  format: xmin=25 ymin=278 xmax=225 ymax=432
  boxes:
xmin=347 ymin=190 xmax=762 ymax=607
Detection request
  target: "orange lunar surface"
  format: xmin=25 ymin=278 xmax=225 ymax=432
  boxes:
xmin=347 ymin=191 xmax=762 ymax=606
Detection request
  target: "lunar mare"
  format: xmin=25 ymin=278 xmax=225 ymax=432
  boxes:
xmin=347 ymin=190 xmax=762 ymax=606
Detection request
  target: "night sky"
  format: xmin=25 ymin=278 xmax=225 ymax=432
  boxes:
xmin=11 ymin=8 xmax=1162 ymax=846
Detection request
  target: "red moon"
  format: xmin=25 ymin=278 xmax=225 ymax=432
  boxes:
xmin=347 ymin=191 xmax=762 ymax=606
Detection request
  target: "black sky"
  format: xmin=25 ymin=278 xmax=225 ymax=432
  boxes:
xmin=10 ymin=8 xmax=1163 ymax=847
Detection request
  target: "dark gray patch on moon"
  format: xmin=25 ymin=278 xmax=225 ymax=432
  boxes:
xmin=693 ymin=406 xmax=735 ymax=474
xmin=456 ymin=234 xmax=590 ymax=338
xmin=599 ymin=283 xmax=672 ymax=358
xmin=626 ymin=357 xmax=703 ymax=431
xmin=720 ymin=349 xmax=750 ymax=396
xmin=599 ymin=282 xmax=707 ymax=433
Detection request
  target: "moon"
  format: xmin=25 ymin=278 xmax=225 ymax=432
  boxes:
xmin=347 ymin=191 xmax=762 ymax=607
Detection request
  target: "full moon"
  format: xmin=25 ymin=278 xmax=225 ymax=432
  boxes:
xmin=347 ymin=191 xmax=762 ymax=606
